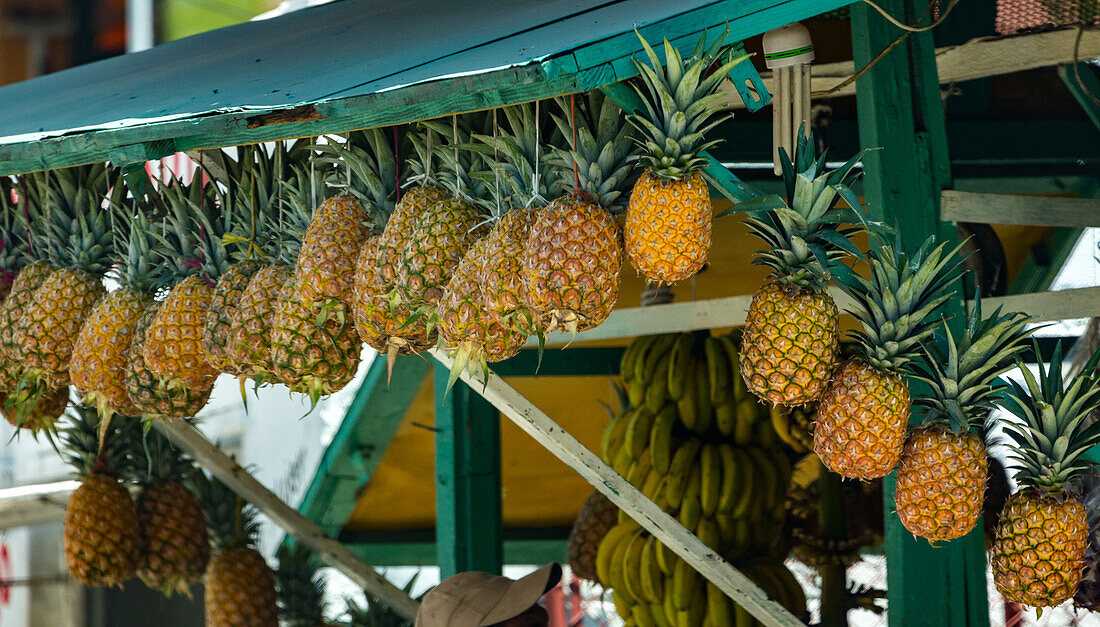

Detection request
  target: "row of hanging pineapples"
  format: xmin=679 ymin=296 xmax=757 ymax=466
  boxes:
xmin=570 ymin=330 xmax=807 ymax=626
xmin=0 ymin=29 xmax=746 ymax=430
xmin=58 ymin=406 xmax=279 ymax=626
xmin=736 ymin=130 xmax=1100 ymax=610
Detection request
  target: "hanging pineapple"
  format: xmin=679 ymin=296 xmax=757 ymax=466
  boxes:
xmin=70 ymin=203 xmax=159 ymax=418
xmin=201 ymin=145 xmax=267 ymax=375
xmin=991 ymin=342 xmax=1100 ymax=608
xmin=194 ymin=470 xmax=279 ymax=627
xmin=60 ymin=405 xmax=142 ymax=587
xmin=739 ymin=132 xmax=864 ymax=406
xmin=276 ymin=544 xmax=337 ymax=627
xmin=624 ymin=29 xmax=749 ymax=284
xmin=522 ymin=93 xmax=636 ymax=336
xmin=270 ymin=148 xmax=362 ymax=406
xmin=15 ymin=165 xmax=113 ymax=392
xmin=226 ymin=142 xmax=308 ymax=386
xmin=127 ymin=423 xmax=210 ymax=596
xmin=813 ymin=234 xmax=966 ymax=479
xmin=894 ymin=296 xmax=1033 ymax=542
xmin=141 ymin=177 xmax=222 ymax=393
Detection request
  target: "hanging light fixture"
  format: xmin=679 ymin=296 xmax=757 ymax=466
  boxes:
xmin=762 ymin=22 xmax=815 ymax=175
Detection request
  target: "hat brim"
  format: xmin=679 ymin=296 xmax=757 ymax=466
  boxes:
xmin=479 ymin=563 xmax=562 ymax=625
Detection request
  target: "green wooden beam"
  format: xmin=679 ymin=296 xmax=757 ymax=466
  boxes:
xmin=494 ymin=347 xmax=625 ymax=377
xmin=1059 ymin=63 xmax=1100 ymax=132
xmin=434 ymin=366 xmax=503 ymax=577
xmin=296 ymin=355 xmax=430 ymax=537
xmin=852 ymin=1 xmax=989 ymax=625
xmin=342 ymin=528 xmax=569 ymax=567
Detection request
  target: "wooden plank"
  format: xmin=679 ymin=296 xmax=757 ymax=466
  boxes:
xmin=0 ymin=481 xmax=77 ymax=530
xmin=152 ymin=419 xmax=420 ymax=621
xmin=428 ymin=349 xmax=802 ymax=627
xmin=722 ymin=27 xmax=1100 ymax=108
xmin=941 ymin=190 xmax=1100 ymax=227
xmin=984 ymin=286 xmax=1100 ymax=323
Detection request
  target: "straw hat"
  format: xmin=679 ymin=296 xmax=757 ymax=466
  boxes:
xmin=415 ymin=563 xmax=561 ymax=626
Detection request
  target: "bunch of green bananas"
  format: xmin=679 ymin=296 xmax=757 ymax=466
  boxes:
xmin=597 ymin=331 xmax=809 ymax=626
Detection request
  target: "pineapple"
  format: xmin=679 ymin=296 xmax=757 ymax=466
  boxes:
xmin=1 ymin=387 xmax=69 ymax=433
xmin=276 ymin=544 xmax=335 ymax=627
xmin=990 ymin=342 xmax=1100 ymax=608
xmin=15 ymin=165 xmax=113 ymax=391
xmin=60 ymin=405 xmax=142 ymax=587
xmin=126 ymin=423 xmax=209 ymax=595
xmin=567 ymin=490 xmax=619 ymax=582
xmin=894 ymin=296 xmax=1033 ymax=542
xmin=739 ymin=133 xmax=864 ymax=406
xmin=194 ymin=470 xmax=279 ymax=627
xmin=813 ymin=234 xmax=966 ymax=479
xmin=345 ymin=573 xmax=420 ymax=627
xmin=125 ymin=301 xmax=212 ymax=418
xmin=142 ymin=178 xmax=222 ymax=393
xmin=70 ymin=206 xmax=160 ymax=418
xmin=270 ymin=159 xmax=361 ymax=406
xmin=624 ymin=29 xmax=749 ymax=284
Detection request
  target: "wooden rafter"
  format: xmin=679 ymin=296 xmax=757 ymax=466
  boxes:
xmin=429 ymin=349 xmax=801 ymax=627
xmin=941 ymin=190 xmax=1100 ymax=227
xmin=152 ymin=419 xmax=420 ymax=621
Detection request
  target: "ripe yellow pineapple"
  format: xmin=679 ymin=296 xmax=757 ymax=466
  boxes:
xmin=70 ymin=208 xmax=159 ymax=418
xmin=991 ymin=342 xmax=1100 ymax=608
xmin=739 ymin=134 xmax=864 ymax=406
xmin=194 ymin=470 xmax=279 ymax=627
xmin=127 ymin=423 xmax=209 ymax=595
xmin=142 ymin=179 xmax=221 ymax=392
xmin=814 ymin=234 xmax=966 ymax=479
xmin=125 ymin=301 xmax=212 ymax=418
xmin=61 ymin=405 xmax=142 ymax=587
xmin=624 ymin=30 xmax=748 ymax=284
xmin=894 ymin=296 xmax=1033 ymax=542
xmin=229 ymin=266 xmax=293 ymax=384
xmin=16 ymin=165 xmax=113 ymax=391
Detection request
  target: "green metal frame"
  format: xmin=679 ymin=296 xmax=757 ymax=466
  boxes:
xmin=341 ymin=528 xmax=569 ymax=568
xmin=851 ymin=1 xmax=989 ymax=624
xmin=1059 ymin=63 xmax=1100 ymax=132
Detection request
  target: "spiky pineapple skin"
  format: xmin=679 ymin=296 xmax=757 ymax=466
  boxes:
xmin=126 ymin=302 xmax=212 ymax=418
xmin=204 ymin=260 xmax=263 ymax=375
xmin=894 ymin=424 xmax=987 ymax=542
xmin=0 ymin=261 xmax=54 ymax=392
xmin=271 ymin=278 xmax=361 ymax=398
xmin=523 ymin=195 xmax=622 ymax=333
xmin=740 ymin=282 xmax=839 ymax=406
xmin=143 ymin=276 xmax=218 ymax=391
xmin=481 ymin=208 xmax=537 ymax=336
xmin=296 ymin=194 xmax=370 ymax=307
xmin=625 ymin=169 xmax=710 ymax=283
xmin=64 ymin=474 xmax=142 ymax=587
xmin=813 ymin=359 xmax=910 ymax=479
xmin=992 ymin=491 xmax=1088 ymax=607
xmin=70 ymin=289 xmax=151 ymax=416
xmin=438 ymin=238 xmax=526 ymax=364
xmin=0 ymin=387 xmax=68 ymax=432
xmin=228 ymin=265 xmax=292 ymax=382
xmin=395 ymin=197 xmax=483 ymax=311
xmin=352 ymin=237 xmax=432 ymax=356
xmin=374 ymin=187 xmax=449 ymax=294
xmin=137 ymin=481 xmax=210 ymax=595
xmin=17 ymin=267 xmax=105 ymax=388
xmin=567 ymin=491 xmax=619 ymax=581
xmin=206 ymin=546 xmax=279 ymax=627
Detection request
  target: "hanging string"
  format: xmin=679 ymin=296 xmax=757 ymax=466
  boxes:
xmin=570 ymin=94 xmax=580 ymax=194
xmin=525 ymin=100 xmax=547 ymax=208
xmin=345 ymin=133 xmax=352 ymax=191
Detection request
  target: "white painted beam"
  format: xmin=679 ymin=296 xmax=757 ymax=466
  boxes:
xmin=723 ymin=28 xmax=1100 ymax=107
xmin=430 ymin=349 xmax=802 ymax=627
xmin=0 ymin=480 xmax=77 ymax=530
xmin=941 ymin=190 xmax=1100 ymax=227
xmin=983 ymin=286 xmax=1100 ymax=323
xmin=152 ymin=419 xmax=420 ymax=621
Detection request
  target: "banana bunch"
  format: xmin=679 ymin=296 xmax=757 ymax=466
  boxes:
xmin=598 ymin=331 xmax=808 ymax=625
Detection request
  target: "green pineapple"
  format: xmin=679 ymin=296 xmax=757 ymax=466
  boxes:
xmin=276 ymin=543 xmax=337 ymax=627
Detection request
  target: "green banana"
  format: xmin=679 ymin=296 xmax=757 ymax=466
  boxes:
xmin=676 ymin=582 xmax=706 ymax=627
xmin=667 ymin=334 xmax=694 ymax=401
xmin=730 ymin=447 xmax=756 ymax=519
xmin=733 ymin=398 xmax=758 ymax=445
xmin=621 ymin=531 xmax=648 ymax=602
xmin=678 ymin=495 xmax=702 ymax=532
xmin=632 ymin=604 xmax=658 ymax=627
xmin=641 ymin=467 xmax=663 ymax=500
xmin=745 ymin=447 xmax=779 ymax=511
xmin=601 ymin=409 xmax=633 ymax=463
xmin=640 ymin=535 xmax=664 ymax=604
xmin=608 ymin=529 xmax=637 ymax=600
xmin=640 ymin=334 xmax=677 ymax=384
xmin=596 ymin=520 xmax=640 ymax=586
xmin=693 ymin=360 xmax=714 ymax=434
xmin=625 ymin=407 xmax=657 ymax=461
xmin=699 ymin=443 xmax=722 ymax=518
xmin=646 ymin=351 xmax=674 ymax=413
xmin=628 ymin=334 xmax=661 ymax=382
xmin=620 ymin=335 xmax=653 ymax=383
xmin=664 ymin=438 xmax=703 ymax=510
xmin=627 ymin=448 xmax=654 ymax=488
xmin=769 ymin=405 xmax=806 ymax=452
xmin=613 ymin=591 xmax=634 ymax=621
xmin=613 ymin=442 xmax=635 ymax=477
xmin=629 ymin=376 xmax=648 ymax=408
xmin=754 ymin=417 xmax=778 ymax=448
xmin=672 ymin=556 xmax=701 ymax=611
xmin=716 ymin=443 xmax=741 ymax=515
xmin=717 ymin=334 xmax=747 ymax=400
xmin=655 ymin=538 xmax=676 ymax=576
xmin=705 ymin=582 xmax=734 ymax=627
xmin=704 ymin=337 xmax=731 ymax=404
xmin=651 ymin=601 xmax=672 ymax=627
xmin=695 ymin=517 xmax=723 ymax=552
xmin=677 ymin=365 xmax=699 ymax=431
xmin=714 ymin=400 xmax=737 ymax=438
xmin=662 ymin=575 xmax=678 ymax=626
xmin=649 ymin=404 xmax=678 ymax=475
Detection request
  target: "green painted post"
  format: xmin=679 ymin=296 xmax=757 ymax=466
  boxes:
xmin=851 ymin=1 xmax=990 ymax=625
xmin=434 ymin=365 xmax=504 ymax=578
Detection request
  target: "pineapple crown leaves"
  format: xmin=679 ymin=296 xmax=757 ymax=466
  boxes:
xmin=421 ymin=114 xmax=495 ymax=207
xmin=192 ymin=469 xmax=262 ymax=551
xmin=33 ymin=164 xmax=118 ymax=276
xmin=279 ymin=164 xmax=327 ymax=266
xmin=346 ymin=572 xmax=420 ymax=627
xmin=109 ymin=201 xmax=165 ymax=294
xmin=547 ymin=92 xmax=640 ymax=212
xmin=627 ymin=27 xmax=749 ymax=180
xmin=152 ymin=176 xmax=224 ymax=282
xmin=469 ymin=104 xmax=558 ymax=215
xmin=911 ymin=291 xmax=1036 ymax=434
xmin=1000 ymin=341 xmax=1100 ymax=493
xmin=0 ymin=177 xmax=30 ymax=281
xmin=835 ymin=232 xmax=969 ymax=373
xmin=230 ymin=141 xmax=313 ymax=263
xmin=314 ymin=129 xmax=399 ymax=230
xmin=124 ymin=422 xmax=198 ymax=487
xmin=737 ymin=130 xmax=868 ymax=291
xmin=275 ymin=543 xmax=327 ymax=627
xmin=58 ymin=405 xmax=136 ymax=480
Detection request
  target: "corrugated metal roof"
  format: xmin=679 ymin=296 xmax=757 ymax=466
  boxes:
xmin=0 ymin=0 xmax=715 ymax=143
